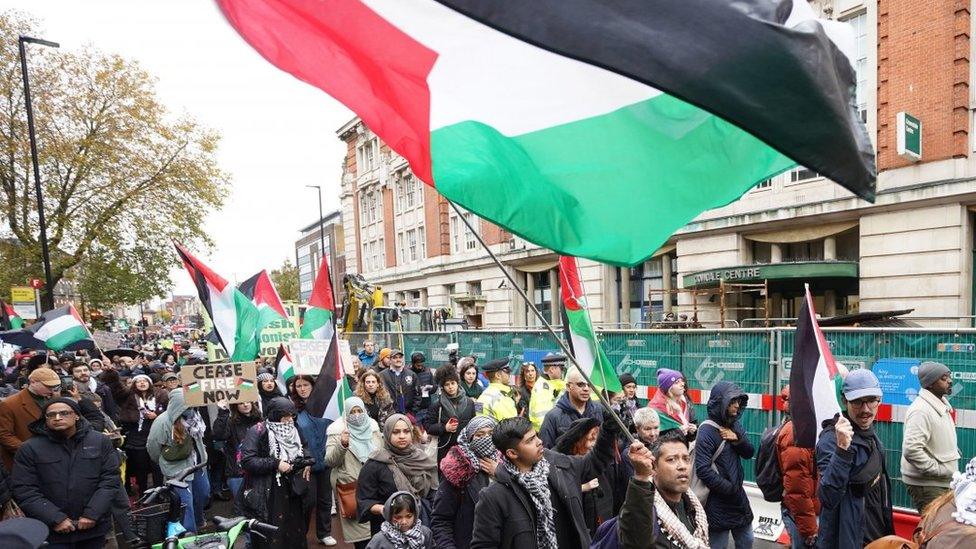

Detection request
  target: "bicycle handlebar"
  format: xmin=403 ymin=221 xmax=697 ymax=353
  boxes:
xmin=175 ymin=462 xmax=207 ymax=482
xmin=212 ymin=516 xmax=279 ymax=535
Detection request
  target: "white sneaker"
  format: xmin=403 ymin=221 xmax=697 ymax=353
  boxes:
xmin=320 ymin=536 xmax=338 ymax=546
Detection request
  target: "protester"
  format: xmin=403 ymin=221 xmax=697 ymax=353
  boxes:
xmin=289 ymin=375 xmax=336 ymax=546
xmin=649 ymin=368 xmax=697 ymax=439
xmin=115 ymin=373 xmax=169 ymax=495
xmin=161 ymin=372 xmax=181 ymax=393
xmin=904 ymin=456 xmax=976 ymax=547
xmin=410 ymin=353 xmax=436 ymax=425
xmin=359 ymin=340 xmax=378 ymax=368
xmin=377 ymin=348 xmax=394 ymax=371
xmin=366 ymin=491 xmax=434 ymax=549
xmin=817 ymin=369 xmax=894 ymax=548
xmin=615 ymin=431 xmax=710 ymax=549
xmin=70 ymin=362 xmax=118 ymax=421
xmin=476 ymin=359 xmax=519 ymax=422
xmin=470 ymin=413 xmax=618 ymax=549
xmin=776 ymin=385 xmax=819 ymax=549
xmin=146 ymin=388 xmax=210 ymax=534
xmin=515 ymin=362 xmax=539 ymax=417
xmin=901 ymin=361 xmax=960 ymax=512
xmin=431 ymin=416 xmax=499 ymax=549
xmin=539 ymin=368 xmax=601 ymax=448
xmin=357 ymin=369 xmax=395 ymax=425
xmin=0 ymin=367 xmax=60 ymax=470
xmin=528 ymin=353 xmax=567 ymax=430
xmin=695 ymin=381 xmax=753 ymax=549
xmin=11 ymin=398 xmax=120 ymax=549
xmin=326 ymin=396 xmax=383 ymax=549
xmin=380 ymin=350 xmax=420 ymax=416
xmin=240 ymin=396 xmax=313 ymax=549
xmin=357 ymin=414 xmax=438 ymax=536
xmin=554 ymin=417 xmax=612 ymax=535
xmin=614 ymin=373 xmax=639 ymax=436
xmin=257 ymin=372 xmax=282 ymax=412
xmin=424 ymin=366 xmax=475 ymax=462
xmin=212 ymin=399 xmax=262 ymax=502
xmin=458 ymin=361 xmax=483 ymax=399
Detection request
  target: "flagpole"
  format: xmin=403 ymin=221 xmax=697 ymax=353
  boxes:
xmin=447 ymin=200 xmax=633 ymax=441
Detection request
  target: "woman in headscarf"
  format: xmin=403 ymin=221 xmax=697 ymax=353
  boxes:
xmin=430 ymin=415 xmax=500 ymax=549
xmin=555 ymin=417 xmax=613 ymax=536
xmin=327 ymin=396 xmax=384 ymax=549
xmin=240 ymin=396 xmax=313 ymax=549
xmin=648 ymin=368 xmax=698 ymax=439
xmin=116 ymin=373 xmax=169 ymax=495
xmin=356 ymin=370 xmax=395 ymax=425
xmin=457 ymin=362 xmax=483 ymax=399
xmin=424 ymin=366 xmax=475 ymax=462
xmin=290 ymin=375 xmax=337 ymax=546
xmin=212 ymin=399 xmax=262 ymax=503
xmin=257 ymin=372 xmax=282 ymax=413
xmin=357 ymin=414 xmax=438 ymax=536
xmin=366 ymin=491 xmax=433 ymax=549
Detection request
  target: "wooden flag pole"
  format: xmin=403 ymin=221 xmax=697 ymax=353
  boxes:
xmin=448 ymin=200 xmax=634 ymax=442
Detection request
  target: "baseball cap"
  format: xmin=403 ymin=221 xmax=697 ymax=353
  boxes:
xmin=390 ymin=349 xmax=404 ymax=357
xmin=28 ymin=368 xmax=61 ymax=387
xmin=842 ymin=369 xmax=882 ymax=401
xmin=161 ymin=372 xmax=179 ymax=382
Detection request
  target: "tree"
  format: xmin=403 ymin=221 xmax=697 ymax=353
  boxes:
xmin=270 ymin=258 xmax=299 ymax=302
xmin=0 ymin=11 xmax=227 ymax=307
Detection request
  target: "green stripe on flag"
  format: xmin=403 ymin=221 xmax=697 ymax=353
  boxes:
xmin=301 ymin=308 xmax=334 ymax=339
xmin=43 ymin=325 xmax=91 ymax=352
xmin=230 ymin=289 xmax=261 ymax=361
xmin=658 ymin=411 xmax=685 ymax=433
xmin=565 ymin=307 xmax=621 ymax=393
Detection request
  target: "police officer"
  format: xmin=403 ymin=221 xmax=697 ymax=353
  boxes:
xmin=476 ymin=359 xmax=519 ymax=421
xmin=529 ymin=353 xmax=568 ymax=430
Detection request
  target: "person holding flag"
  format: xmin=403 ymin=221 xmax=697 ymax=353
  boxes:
xmin=649 ymin=368 xmax=698 ymax=439
xmin=289 ymin=375 xmax=337 ymax=546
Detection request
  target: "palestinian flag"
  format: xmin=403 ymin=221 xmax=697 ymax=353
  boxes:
xmin=0 ymin=305 xmax=94 ymax=352
xmin=306 ymin=345 xmax=353 ymax=421
xmin=175 ymin=242 xmax=261 ymax=362
xmin=559 ymin=256 xmax=621 ymax=393
xmin=789 ymin=284 xmax=850 ymax=448
xmin=218 ymin=0 xmax=875 ymax=266
xmin=239 ymin=270 xmax=289 ymax=330
xmin=0 ymin=302 xmax=24 ymax=330
xmin=300 ymin=257 xmax=336 ymax=341
xmin=274 ymin=344 xmax=295 ymax=395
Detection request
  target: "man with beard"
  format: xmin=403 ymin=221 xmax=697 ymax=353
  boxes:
xmin=0 ymin=368 xmax=62 ymax=470
xmin=70 ymin=362 xmax=119 ymax=422
xmin=11 ymin=398 xmax=120 ymax=548
xmin=817 ymin=369 xmax=894 ymax=548
xmin=694 ymin=381 xmax=753 ymax=549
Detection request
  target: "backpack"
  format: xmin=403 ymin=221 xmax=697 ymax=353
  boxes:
xmin=689 ymin=419 xmax=725 ymax=507
xmin=755 ymin=422 xmax=785 ymax=502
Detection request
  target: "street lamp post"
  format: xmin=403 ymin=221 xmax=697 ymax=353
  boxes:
xmin=306 ymin=185 xmax=336 ymax=300
xmin=18 ymin=36 xmax=59 ymax=312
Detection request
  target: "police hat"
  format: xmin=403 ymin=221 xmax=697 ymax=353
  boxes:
xmin=480 ymin=358 xmax=511 ymax=373
xmin=541 ymin=353 xmax=567 ymax=366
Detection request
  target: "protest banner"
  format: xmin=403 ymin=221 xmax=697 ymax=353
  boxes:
xmin=180 ymin=361 xmax=258 ymax=406
xmin=338 ymin=338 xmax=355 ymax=375
xmin=290 ymin=338 xmax=330 ymax=375
xmin=91 ymin=330 xmax=123 ymax=350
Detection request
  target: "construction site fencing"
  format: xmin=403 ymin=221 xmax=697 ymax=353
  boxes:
xmin=342 ymin=327 xmax=976 ymax=510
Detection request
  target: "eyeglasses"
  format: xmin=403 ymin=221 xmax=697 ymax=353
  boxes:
xmin=570 ymin=381 xmax=590 ymax=389
xmin=45 ymin=410 xmax=76 ymax=419
xmin=848 ymin=397 xmax=881 ymax=408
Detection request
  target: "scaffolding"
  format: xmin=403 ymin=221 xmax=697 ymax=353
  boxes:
xmin=647 ymin=279 xmax=770 ymax=328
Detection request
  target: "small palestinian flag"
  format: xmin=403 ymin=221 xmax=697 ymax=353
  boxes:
xmin=236 ymin=377 xmax=255 ymax=390
xmin=274 ymin=344 xmax=295 ymax=395
xmin=0 ymin=302 xmax=24 ymax=330
xmin=175 ymin=242 xmax=262 ymax=362
xmin=559 ymin=256 xmax=621 ymax=393
xmin=0 ymin=305 xmax=94 ymax=352
xmin=789 ymin=284 xmax=850 ymax=448
xmin=300 ymin=256 xmax=336 ymax=341
xmin=218 ymin=0 xmax=875 ymax=266
xmin=186 ymin=381 xmax=201 ymax=393
xmin=239 ymin=270 xmax=289 ymax=330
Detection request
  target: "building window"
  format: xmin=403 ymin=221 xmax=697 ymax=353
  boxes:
xmin=789 ymin=166 xmax=819 ymax=183
xmin=843 ymin=12 xmax=868 ymax=123
xmin=531 ymin=271 xmax=552 ymax=322
xmin=754 ymin=178 xmax=772 ymax=190
xmin=357 ymin=138 xmax=377 ymax=172
xmin=407 ymin=229 xmax=418 ymax=262
xmin=450 ymin=210 xmax=480 ymax=253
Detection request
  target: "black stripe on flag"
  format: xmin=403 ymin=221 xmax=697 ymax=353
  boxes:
xmin=789 ymin=296 xmax=822 ymax=448
xmin=436 ymin=0 xmax=876 ymax=200
xmin=305 ymin=331 xmax=340 ymax=418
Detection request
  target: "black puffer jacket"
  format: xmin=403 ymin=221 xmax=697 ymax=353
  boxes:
xmin=423 ymin=392 xmax=475 ymax=462
xmin=11 ymin=417 xmax=120 ymax=545
xmin=694 ymin=381 xmax=754 ymax=531
xmin=213 ymin=408 xmax=261 ymax=477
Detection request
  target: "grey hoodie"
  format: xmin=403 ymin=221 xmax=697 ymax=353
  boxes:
xmin=146 ymin=388 xmax=208 ymax=478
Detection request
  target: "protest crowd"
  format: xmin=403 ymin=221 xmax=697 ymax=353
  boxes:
xmin=0 ymin=332 xmax=971 ymax=549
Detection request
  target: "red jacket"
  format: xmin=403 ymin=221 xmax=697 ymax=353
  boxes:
xmin=777 ymin=420 xmax=820 ymax=540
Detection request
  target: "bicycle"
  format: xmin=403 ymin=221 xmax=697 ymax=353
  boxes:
xmin=131 ymin=463 xmax=207 ymax=546
xmin=155 ymin=515 xmax=278 ymax=549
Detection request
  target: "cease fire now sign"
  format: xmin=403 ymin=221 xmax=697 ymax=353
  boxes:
xmin=180 ymin=362 xmax=259 ymax=407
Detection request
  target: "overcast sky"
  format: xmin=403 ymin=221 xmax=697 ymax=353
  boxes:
xmin=2 ymin=0 xmax=354 ymax=296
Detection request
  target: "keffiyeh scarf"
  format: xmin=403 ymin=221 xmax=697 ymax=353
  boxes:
xmin=267 ymin=420 xmax=302 ymax=485
xmin=456 ymin=415 xmax=497 ymax=469
xmin=379 ymin=520 xmax=427 ymax=549
xmin=951 ymin=456 xmax=976 ymax=525
xmin=502 ymin=457 xmax=557 ymax=549
xmin=653 ymin=488 xmax=709 ymax=549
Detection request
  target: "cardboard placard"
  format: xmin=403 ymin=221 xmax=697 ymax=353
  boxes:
xmin=290 ymin=339 xmax=330 ymax=375
xmin=92 ymin=330 xmax=122 ymax=351
xmin=338 ymin=338 xmax=355 ymax=376
xmin=180 ymin=362 xmax=258 ymax=407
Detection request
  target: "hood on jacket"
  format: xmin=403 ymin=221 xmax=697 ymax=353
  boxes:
xmin=382 ymin=490 xmax=422 ymax=522
xmin=706 ymin=381 xmax=748 ymax=427
xmin=161 ymin=387 xmax=189 ymax=429
xmin=554 ymin=417 xmax=600 ymax=455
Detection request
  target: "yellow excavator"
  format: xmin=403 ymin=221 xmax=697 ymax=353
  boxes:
xmin=340 ymin=274 xmax=444 ymax=334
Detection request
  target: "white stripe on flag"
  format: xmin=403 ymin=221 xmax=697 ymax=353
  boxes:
xmin=211 ymin=283 xmax=239 ymax=356
xmin=34 ymin=314 xmax=82 ymax=342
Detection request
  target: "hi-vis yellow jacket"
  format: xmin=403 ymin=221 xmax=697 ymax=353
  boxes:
xmin=476 ymin=382 xmax=519 ymax=421
xmin=529 ymin=377 xmax=566 ymax=430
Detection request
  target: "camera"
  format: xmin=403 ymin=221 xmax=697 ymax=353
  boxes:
xmin=446 ymin=343 xmax=460 ymax=367
xmin=290 ymin=456 xmax=316 ymax=470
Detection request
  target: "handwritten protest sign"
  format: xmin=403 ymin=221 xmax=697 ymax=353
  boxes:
xmin=92 ymin=330 xmax=123 ymax=351
xmin=180 ymin=361 xmax=258 ymax=406
xmin=290 ymin=339 xmax=330 ymax=375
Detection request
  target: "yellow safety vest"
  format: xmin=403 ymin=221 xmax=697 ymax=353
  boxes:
xmin=529 ymin=377 xmax=566 ymax=430
xmin=477 ymin=382 xmax=519 ymax=421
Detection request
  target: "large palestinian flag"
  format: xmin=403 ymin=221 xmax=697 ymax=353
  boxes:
xmin=300 ymin=257 xmax=336 ymax=341
xmin=301 ymin=257 xmax=349 ymax=419
xmin=218 ymin=0 xmax=875 ymax=266
xmin=239 ymin=270 xmax=290 ymax=332
xmin=559 ymin=256 xmax=621 ymax=393
xmin=175 ymin=243 xmax=261 ymax=362
xmin=789 ymin=285 xmax=849 ymax=448
xmin=0 ymin=305 xmax=94 ymax=352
